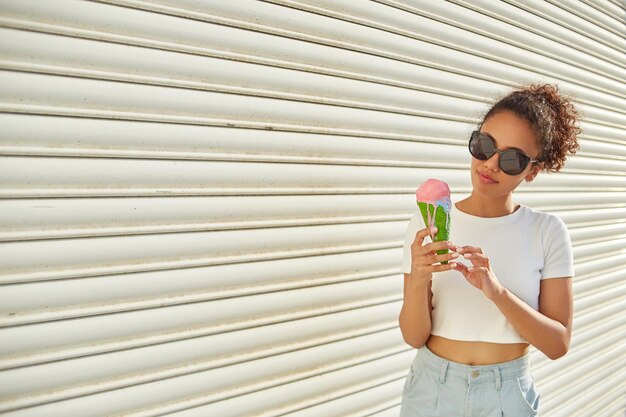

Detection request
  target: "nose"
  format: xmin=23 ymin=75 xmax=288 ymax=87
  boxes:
xmin=484 ymin=151 xmax=500 ymax=172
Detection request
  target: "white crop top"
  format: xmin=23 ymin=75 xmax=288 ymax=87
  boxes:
xmin=401 ymin=202 xmax=575 ymax=343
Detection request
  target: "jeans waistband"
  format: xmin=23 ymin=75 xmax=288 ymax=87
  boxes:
xmin=415 ymin=344 xmax=531 ymax=388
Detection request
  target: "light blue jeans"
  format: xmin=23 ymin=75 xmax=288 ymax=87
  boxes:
xmin=400 ymin=345 xmax=540 ymax=417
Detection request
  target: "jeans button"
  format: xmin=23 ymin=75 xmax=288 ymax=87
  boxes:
xmin=471 ymin=370 xmax=480 ymax=378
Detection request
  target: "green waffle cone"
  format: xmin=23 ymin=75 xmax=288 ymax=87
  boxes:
xmin=417 ymin=201 xmax=451 ymax=264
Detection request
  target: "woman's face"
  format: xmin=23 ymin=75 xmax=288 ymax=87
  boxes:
xmin=471 ymin=111 xmax=543 ymax=195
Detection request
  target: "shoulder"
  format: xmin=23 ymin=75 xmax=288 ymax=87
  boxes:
xmin=521 ymin=206 xmax=571 ymax=252
xmin=519 ymin=205 xmax=566 ymax=229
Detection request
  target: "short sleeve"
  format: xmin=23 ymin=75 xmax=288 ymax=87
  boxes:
xmin=541 ymin=215 xmax=575 ymax=279
xmin=401 ymin=213 xmax=429 ymax=274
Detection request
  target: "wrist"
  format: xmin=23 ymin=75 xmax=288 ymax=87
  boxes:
xmin=490 ymin=284 xmax=507 ymax=302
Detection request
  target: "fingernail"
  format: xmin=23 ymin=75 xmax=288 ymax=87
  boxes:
xmin=464 ymin=253 xmax=472 ymax=258
xmin=430 ymin=226 xmax=438 ymax=233
xmin=451 ymin=253 xmax=459 ymax=258
xmin=450 ymin=263 xmax=457 ymax=268
xmin=447 ymin=241 xmax=454 ymax=247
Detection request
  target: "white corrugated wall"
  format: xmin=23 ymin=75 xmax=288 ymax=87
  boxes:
xmin=0 ymin=1 xmax=624 ymax=416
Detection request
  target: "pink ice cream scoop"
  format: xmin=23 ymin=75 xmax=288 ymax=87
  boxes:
xmin=416 ymin=178 xmax=451 ymax=206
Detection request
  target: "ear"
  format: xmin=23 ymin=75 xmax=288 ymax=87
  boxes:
xmin=525 ymin=163 xmax=543 ymax=182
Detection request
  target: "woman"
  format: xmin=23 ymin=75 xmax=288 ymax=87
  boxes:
xmin=398 ymin=83 xmax=581 ymax=416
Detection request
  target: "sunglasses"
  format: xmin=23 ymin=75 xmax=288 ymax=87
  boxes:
xmin=469 ymin=130 xmax=540 ymax=175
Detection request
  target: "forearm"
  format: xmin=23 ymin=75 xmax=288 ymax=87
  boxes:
xmin=399 ymin=275 xmax=432 ymax=348
xmin=491 ymin=288 xmax=569 ymax=359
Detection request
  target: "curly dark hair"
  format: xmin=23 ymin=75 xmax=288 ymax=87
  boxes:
xmin=479 ymin=83 xmax=582 ymax=173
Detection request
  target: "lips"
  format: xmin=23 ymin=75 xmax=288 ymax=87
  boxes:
xmin=479 ymin=171 xmax=497 ymax=183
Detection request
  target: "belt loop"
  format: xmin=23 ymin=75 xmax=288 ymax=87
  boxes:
xmin=494 ymin=367 xmax=501 ymax=391
xmin=439 ymin=360 xmax=449 ymax=384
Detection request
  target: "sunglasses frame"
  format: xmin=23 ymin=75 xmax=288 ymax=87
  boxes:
xmin=469 ymin=130 xmax=541 ymax=175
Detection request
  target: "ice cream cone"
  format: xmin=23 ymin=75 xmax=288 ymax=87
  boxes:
xmin=416 ymin=179 xmax=452 ymax=264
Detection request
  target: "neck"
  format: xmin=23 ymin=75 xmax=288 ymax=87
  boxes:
xmin=457 ymin=194 xmax=519 ymax=218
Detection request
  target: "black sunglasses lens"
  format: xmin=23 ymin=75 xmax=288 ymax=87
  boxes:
xmin=500 ymin=151 xmax=528 ymax=175
xmin=469 ymin=132 xmax=493 ymax=160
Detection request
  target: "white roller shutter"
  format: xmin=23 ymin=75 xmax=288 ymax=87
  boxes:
xmin=0 ymin=1 xmax=624 ymax=416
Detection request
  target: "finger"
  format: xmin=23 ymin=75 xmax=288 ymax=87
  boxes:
xmin=412 ymin=226 xmax=438 ymax=249
xmin=454 ymin=262 xmax=469 ymax=276
xmin=431 ymin=251 xmax=460 ymax=265
xmin=458 ymin=245 xmax=483 ymax=254
xmin=427 ymin=262 xmax=458 ymax=273
xmin=462 ymin=252 xmax=490 ymax=267
xmin=423 ymin=240 xmax=455 ymax=255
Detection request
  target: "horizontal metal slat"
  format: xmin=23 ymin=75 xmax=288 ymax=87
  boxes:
xmin=459 ymin=0 xmax=626 ymax=59
xmin=581 ymin=123 xmax=626 ymax=147
xmin=572 ymin=296 xmax=625 ymax=330
xmin=0 ymin=219 xmax=404 ymax=282
xmin=0 ymin=295 xmax=401 ymax=371
xmin=580 ymin=138 xmax=626 ymax=159
xmin=0 ymin=112 xmax=480 ymax=170
xmin=0 ymin=29 xmax=502 ymax=128
xmin=464 ymin=0 xmax=626 ymax=54
xmin=574 ymin=280 xmax=626 ymax=312
xmin=365 ymin=0 xmax=625 ymax=70
xmin=573 ymin=252 xmax=626 ymax=278
xmin=0 ymin=324 xmax=406 ymax=411
xmin=0 ymin=305 xmax=398 ymax=391
xmin=1 ymin=32 xmax=622 ymax=130
xmin=108 ymin=347 xmax=410 ymax=417
xmin=0 ymin=339 xmax=412 ymax=417
xmin=0 ymin=252 xmax=401 ymax=324
xmin=0 ymin=15 xmax=497 ymax=113
xmin=511 ymin=193 xmax=626 ymax=211
xmin=0 ymin=70 xmax=488 ymax=139
xmin=138 ymin=0 xmax=626 ymax=91
xmin=578 ymin=0 xmax=626 ymax=23
xmin=169 ymin=367 xmax=404 ymax=417
xmin=546 ymin=364 xmax=625 ymax=417
xmin=547 ymin=0 xmax=626 ymax=36
xmin=581 ymin=379 xmax=626 ymax=417
xmin=1 ymin=0 xmax=624 ymax=107
xmin=249 ymin=380 xmax=403 ymax=417
xmin=571 ymin=238 xmax=626 ymax=263
xmin=569 ymin=223 xmax=626 ymax=244
xmin=367 ymin=406 xmax=402 ymax=417
xmin=574 ymin=266 xmax=626 ymax=294
xmin=0 ymin=273 xmax=401 ymax=357
xmin=542 ymin=344 xmax=625 ymax=415
xmin=129 ymin=352 xmax=408 ymax=417
xmin=555 ymin=207 xmax=626 ymax=226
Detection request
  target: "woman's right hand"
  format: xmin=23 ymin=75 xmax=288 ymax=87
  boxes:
xmin=409 ymin=226 xmax=459 ymax=286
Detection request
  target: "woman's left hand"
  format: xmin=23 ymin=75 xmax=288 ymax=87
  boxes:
xmin=453 ymin=246 xmax=505 ymax=300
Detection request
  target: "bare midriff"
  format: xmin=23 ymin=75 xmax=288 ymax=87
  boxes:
xmin=426 ymin=335 xmax=530 ymax=366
